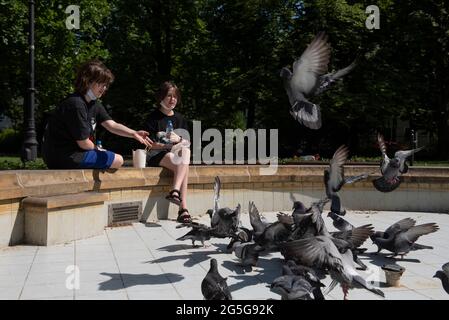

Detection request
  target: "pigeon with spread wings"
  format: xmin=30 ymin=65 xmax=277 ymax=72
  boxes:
xmin=280 ymin=32 xmax=356 ymax=129
xmin=324 ymin=145 xmax=369 ymax=216
xmin=373 ymin=134 xmax=424 ymax=192
xmin=280 ymin=236 xmax=384 ymax=300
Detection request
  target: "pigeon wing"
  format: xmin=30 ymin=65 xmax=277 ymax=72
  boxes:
xmin=213 ymin=176 xmax=221 ymax=213
xmin=291 ymin=32 xmax=331 ymax=95
xmin=395 ymin=147 xmax=424 ymax=173
xmin=248 ymin=201 xmax=266 ymax=237
xmin=442 ymin=262 xmax=449 ymax=277
xmin=385 ymin=218 xmax=416 ymax=236
xmin=343 ymin=224 xmax=375 ymax=248
xmin=400 ymin=223 xmax=439 ymax=244
xmin=377 ymin=134 xmax=390 ymax=174
xmin=327 ymin=145 xmax=349 ymax=194
xmin=280 ymin=236 xmax=343 ymax=270
xmin=344 ymin=173 xmax=369 ymax=184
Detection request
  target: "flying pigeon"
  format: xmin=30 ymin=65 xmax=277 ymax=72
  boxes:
xmin=433 ymin=263 xmax=449 ymax=295
xmin=280 ymin=32 xmax=356 ymax=129
xmin=371 ymin=218 xmax=439 ymax=258
xmin=373 ymin=134 xmax=424 ymax=192
xmin=201 ymin=258 xmax=232 ymax=300
xmin=324 ymin=145 xmax=369 ymax=215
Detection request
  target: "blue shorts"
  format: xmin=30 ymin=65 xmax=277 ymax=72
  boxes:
xmin=79 ymin=150 xmax=115 ymax=169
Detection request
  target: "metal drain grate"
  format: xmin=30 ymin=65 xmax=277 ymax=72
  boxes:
xmin=108 ymin=201 xmax=142 ymax=226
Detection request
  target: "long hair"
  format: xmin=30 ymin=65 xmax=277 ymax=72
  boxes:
xmin=74 ymin=60 xmax=115 ymax=95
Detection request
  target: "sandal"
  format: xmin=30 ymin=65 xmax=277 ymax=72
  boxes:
xmin=177 ymin=208 xmax=192 ymax=223
xmin=166 ymin=189 xmax=182 ymax=205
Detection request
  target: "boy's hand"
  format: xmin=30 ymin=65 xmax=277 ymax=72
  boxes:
xmin=133 ymin=131 xmax=153 ymax=147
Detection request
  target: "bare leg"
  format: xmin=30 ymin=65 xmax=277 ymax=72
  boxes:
xmin=110 ymin=154 xmax=124 ymax=169
xmin=179 ymin=150 xmax=190 ymax=209
xmin=159 ymin=148 xmax=191 ymax=209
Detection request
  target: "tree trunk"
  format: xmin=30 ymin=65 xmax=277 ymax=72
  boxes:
xmin=149 ymin=0 xmax=172 ymax=79
xmin=246 ymin=96 xmax=255 ymax=129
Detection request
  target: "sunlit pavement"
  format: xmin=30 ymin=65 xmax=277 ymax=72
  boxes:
xmin=1 ymin=210 xmax=448 ymax=300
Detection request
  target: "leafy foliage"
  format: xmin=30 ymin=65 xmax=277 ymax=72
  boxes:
xmin=1 ymin=0 xmax=448 ymax=159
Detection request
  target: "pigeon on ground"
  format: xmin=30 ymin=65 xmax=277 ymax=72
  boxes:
xmin=373 ymin=134 xmax=424 ymax=192
xmin=285 ymin=260 xmax=326 ymax=300
xmin=280 ymin=32 xmax=356 ymax=129
xmin=324 ymin=145 xmax=369 ymax=216
xmin=288 ymin=198 xmax=330 ymax=240
xmin=226 ymin=226 xmax=253 ymax=251
xmin=207 ymin=176 xmax=242 ymax=238
xmin=249 ymin=201 xmax=292 ymax=251
xmin=371 ymin=218 xmax=439 ymax=258
xmin=233 ymin=242 xmax=265 ymax=268
xmin=176 ymin=222 xmax=216 ymax=247
xmin=433 ymin=263 xmax=449 ymax=294
xmin=270 ymin=264 xmax=318 ymax=300
xmin=201 ymin=258 xmax=232 ymax=300
xmin=280 ymin=235 xmax=385 ymax=300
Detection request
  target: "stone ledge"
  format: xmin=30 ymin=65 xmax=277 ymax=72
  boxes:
xmin=22 ymin=192 xmax=109 ymax=210
xmin=1 ymin=165 xmax=449 ymax=201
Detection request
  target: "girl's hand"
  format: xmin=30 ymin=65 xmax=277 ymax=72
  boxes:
xmin=167 ymin=132 xmax=181 ymax=144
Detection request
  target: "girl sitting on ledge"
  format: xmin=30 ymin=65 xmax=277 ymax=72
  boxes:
xmin=144 ymin=81 xmax=192 ymax=223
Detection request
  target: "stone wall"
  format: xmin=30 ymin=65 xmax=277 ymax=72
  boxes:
xmin=0 ymin=165 xmax=448 ymax=247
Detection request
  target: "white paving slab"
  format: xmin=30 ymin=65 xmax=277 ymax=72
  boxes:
xmin=1 ymin=210 xmax=448 ymax=300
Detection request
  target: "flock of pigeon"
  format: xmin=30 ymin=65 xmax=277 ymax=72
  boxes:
xmin=176 ymin=146 xmax=447 ymax=300
xmin=177 ymin=32 xmax=448 ymax=300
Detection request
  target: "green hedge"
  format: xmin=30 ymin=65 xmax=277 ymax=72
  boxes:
xmin=0 ymin=157 xmax=47 ymax=170
xmin=0 ymin=129 xmax=22 ymax=154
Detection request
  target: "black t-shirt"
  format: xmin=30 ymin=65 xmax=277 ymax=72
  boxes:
xmin=42 ymin=93 xmax=112 ymax=169
xmin=144 ymin=107 xmax=190 ymax=142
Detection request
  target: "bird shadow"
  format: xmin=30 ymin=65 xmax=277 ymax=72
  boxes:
xmin=156 ymin=244 xmax=189 ymax=252
xmin=211 ymin=242 xmax=233 ymax=253
xmin=227 ymin=274 xmax=265 ymax=292
xmin=364 ymin=252 xmax=421 ymax=266
xmin=222 ymin=260 xmax=251 ymax=274
xmin=144 ymin=222 xmax=162 ymax=228
xmin=146 ymin=250 xmax=224 ymax=268
xmin=98 ymin=272 xmax=184 ymax=291
xmin=221 ymin=257 xmax=283 ymax=281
